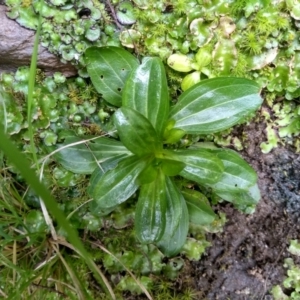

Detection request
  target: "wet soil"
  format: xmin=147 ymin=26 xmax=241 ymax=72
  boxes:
xmin=191 ymin=112 xmax=300 ymax=299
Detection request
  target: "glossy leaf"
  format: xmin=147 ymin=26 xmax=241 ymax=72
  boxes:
xmin=181 ymin=189 xmax=216 ymax=225
xmin=169 ymin=77 xmax=262 ymax=134
xmin=85 ymin=46 xmax=139 ymax=106
xmin=87 ymin=153 xmax=131 ymax=196
xmin=166 ymin=149 xmax=224 ymax=184
xmin=53 ymin=135 xmax=131 ymax=174
xmin=114 ymin=107 xmax=162 ymax=156
xmin=208 ymin=148 xmax=257 ymax=191
xmin=214 ymin=183 xmax=261 ymax=213
xmin=158 ymin=179 xmax=189 ymax=256
xmin=122 ymin=57 xmax=169 ymax=137
xmin=135 ymin=170 xmax=167 ymax=243
xmin=87 ymin=165 xmax=119 ymax=216
xmin=164 ymin=177 xmax=183 ymax=234
xmin=116 ymin=1 xmax=136 ymax=25
xmin=90 ymin=155 xmax=148 ymax=210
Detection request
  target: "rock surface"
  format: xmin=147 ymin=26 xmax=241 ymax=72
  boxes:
xmin=0 ymin=5 xmax=77 ymax=77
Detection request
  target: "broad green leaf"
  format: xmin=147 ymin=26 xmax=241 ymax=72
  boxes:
xmin=87 ymin=153 xmax=131 ymax=198
xmin=166 ymin=149 xmax=224 ymax=184
xmin=85 ymin=46 xmax=139 ymax=106
xmin=88 ymin=166 xmax=105 ymax=196
xmin=163 ymin=177 xmax=183 ymax=235
xmin=214 ymin=183 xmax=261 ymax=213
xmin=208 ymin=148 xmax=257 ymax=191
xmin=181 ymin=189 xmax=216 ymax=225
xmin=114 ymin=107 xmax=162 ymax=156
xmin=90 ymin=155 xmax=148 ymax=210
xmin=158 ymin=179 xmax=189 ymax=257
xmin=135 ymin=170 xmax=167 ymax=243
xmin=169 ymin=77 xmax=262 ymax=134
xmin=122 ymin=57 xmax=169 ymax=137
xmin=98 ymin=153 xmax=132 ymax=173
xmin=204 ymin=149 xmax=260 ymax=212
xmin=53 ymin=135 xmax=131 ymax=174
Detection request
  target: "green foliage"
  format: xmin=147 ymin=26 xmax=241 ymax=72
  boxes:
xmin=168 ymin=47 xmax=212 ymax=91
xmin=168 ymin=76 xmax=262 ymax=134
xmin=85 ymin=47 xmax=139 ymax=107
xmin=260 ymin=101 xmax=300 ymax=153
xmin=0 ymin=64 xmax=115 ymax=162
xmin=54 ymin=134 xmax=131 ymax=174
xmin=182 ymin=189 xmax=216 ymax=225
xmin=157 ymin=178 xmax=189 ymax=257
xmin=122 ymin=56 xmax=170 ymax=137
xmin=272 ymin=240 xmax=300 ymax=300
xmin=127 ymin=0 xmax=300 ymax=152
xmin=289 ymin=240 xmax=300 ymax=256
xmin=53 ymin=46 xmax=262 ymax=257
xmin=117 ymin=275 xmax=153 ymax=295
xmin=6 ymin=0 xmax=300 ymax=153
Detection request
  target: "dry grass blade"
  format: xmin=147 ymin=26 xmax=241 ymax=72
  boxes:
xmin=67 ymin=198 xmax=94 ymax=220
xmin=51 ymin=243 xmax=88 ymax=300
xmin=46 ymin=277 xmax=77 ymax=292
xmin=0 ymin=289 xmax=7 ymax=298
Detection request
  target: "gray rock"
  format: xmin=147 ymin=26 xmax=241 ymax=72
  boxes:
xmin=0 ymin=5 xmax=77 ymax=77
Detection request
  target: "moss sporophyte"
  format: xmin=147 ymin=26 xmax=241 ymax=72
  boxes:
xmin=53 ymin=46 xmax=262 ymax=257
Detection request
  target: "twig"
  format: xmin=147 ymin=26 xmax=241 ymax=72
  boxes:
xmin=106 ymin=0 xmax=124 ymax=30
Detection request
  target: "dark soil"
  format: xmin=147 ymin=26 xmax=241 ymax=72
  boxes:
xmin=191 ymin=113 xmax=300 ymax=299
